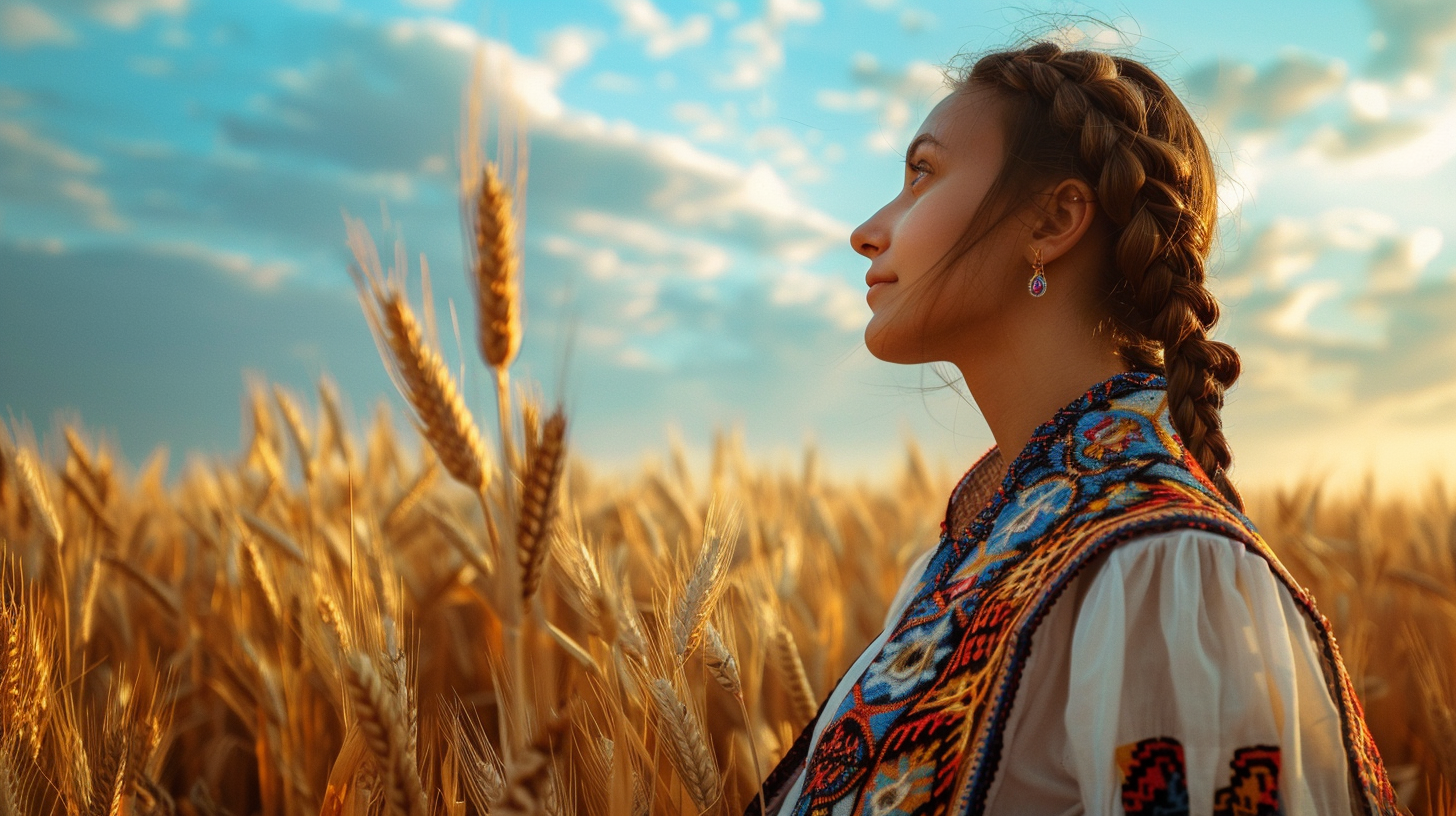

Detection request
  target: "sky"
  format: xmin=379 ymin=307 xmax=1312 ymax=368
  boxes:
xmin=1 ymin=0 xmax=1455 ymax=494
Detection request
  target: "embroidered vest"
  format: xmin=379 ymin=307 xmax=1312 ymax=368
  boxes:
xmin=751 ymin=371 xmax=1397 ymax=816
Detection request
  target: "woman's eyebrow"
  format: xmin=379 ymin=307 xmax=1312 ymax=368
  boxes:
xmin=905 ymin=133 xmax=946 ymax=159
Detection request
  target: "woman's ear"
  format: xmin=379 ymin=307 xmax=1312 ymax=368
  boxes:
xmin=1028 ymin=179 xmax=1097 ymax=265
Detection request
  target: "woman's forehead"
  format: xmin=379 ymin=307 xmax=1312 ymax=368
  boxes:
xmin=912 ymin=88 xmax=1003 ymax=153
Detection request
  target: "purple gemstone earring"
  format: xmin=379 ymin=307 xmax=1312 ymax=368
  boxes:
xmin=1028 ymin=247 xmax=1047 ymax=297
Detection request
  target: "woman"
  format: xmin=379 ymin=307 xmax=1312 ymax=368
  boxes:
xmin=751 ymin=42 xmax=1398 ymax=816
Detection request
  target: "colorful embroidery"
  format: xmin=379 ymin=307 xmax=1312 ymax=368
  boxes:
xmin=1116 ymin=738 xmax=1190 ymax=816
xmin=1214 ymin=746 xmax=1282 ymax=816
xmin=752 ymin=371 xmax=1397 ymax=816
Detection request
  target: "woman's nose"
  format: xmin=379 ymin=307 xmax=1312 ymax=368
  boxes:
xmin=851 ymin=216 xmax=886 ymax=259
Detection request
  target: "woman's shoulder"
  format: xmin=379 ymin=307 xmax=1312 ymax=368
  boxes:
xmin=1065 ymin=525 xmax=1313 ymax=636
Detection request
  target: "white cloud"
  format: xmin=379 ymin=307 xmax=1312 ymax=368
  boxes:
xmin=567 ymin=209 xmax=731 ymax=279
xmin=402 ymin=0 xmax=457 ymax=9
xmin=1261 ymin=279 xmax=1345 ymax=340
xmin=542 ymin=26 xmax=604 ymax=75
xmin=1366 ymin=226 xmax=1443 ymax=292
xmin=0 ymin=120 xmax=127 ymax=230
xmin=817 ymin=52 xmax=948 ymax=153
xmin=672 ymin=100 xmax=738 ymax=142
xmin=611 ymin=0 xmax=712 ymax=59
xmin=59 ymin=179 xmax=126 ymax=231
xmin=1304 ymin=99 xmax=1456 ymax=174
xmin=1221 ymin=209 xmax=1442 ymax=298
xmin=151 ymin=241 xmax=296 ymax=289
xmin=1184 ymin=51 xmax=1347 ymax=134
xmin=0 ymin=3 xmax=76 ymax=48
xmin=769 ymin=267 xmax=865 ymax=330
xmin=49 ymin=0 xmax=188 ymax=28
xmin=715 ymin=0 xmax=823 ymax=89
xmin=899 ymin=9 xmax=933 ymax=33
xmin=0 ymin=120 xmax=98 ymax=173
xmin=1365 ymin=0 xmax=1456 ymax=83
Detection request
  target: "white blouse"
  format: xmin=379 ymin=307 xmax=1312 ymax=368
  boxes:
xmin=771 ymin=529 xmax=1356 ymax=816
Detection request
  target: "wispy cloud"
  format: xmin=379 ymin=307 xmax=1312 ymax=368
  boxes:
xmin=0 ymin=3 xmax=77 ymax=48
xmin=611 ymin=0 xmax=712 ymax=59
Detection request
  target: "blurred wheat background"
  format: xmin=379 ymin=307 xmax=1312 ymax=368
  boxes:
xmin=3 ymin=139 xmax=1455 ymax=815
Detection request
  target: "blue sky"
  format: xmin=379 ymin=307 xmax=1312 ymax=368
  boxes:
xmin=2 ymin=0 xmax=1455 ymax=492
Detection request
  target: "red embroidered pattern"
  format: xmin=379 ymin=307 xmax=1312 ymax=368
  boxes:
xmin=1117 ymin=737 xmax=1191 ymax=816
xmin=1214 ymin=746 xmax=1283 ymax=816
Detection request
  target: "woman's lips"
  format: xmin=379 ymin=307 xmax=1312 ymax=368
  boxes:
xmin=867 ymin=280 xmax=894 ymax=305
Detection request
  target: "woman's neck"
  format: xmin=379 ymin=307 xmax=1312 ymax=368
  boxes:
xmin=949 ymin=311 xmax=1129 ymax=470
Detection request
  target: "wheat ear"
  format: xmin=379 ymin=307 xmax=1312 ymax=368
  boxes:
xmin=473 ymin=160 xmax=521 ymax=371
xmin=648 ymin=678 xmax=720 ymax=811
xmin=343 ymin=653 xmax=426 ymax=816
xmin=14 ymin=451 xmax=62 ymax=546
xmin=703 ymin=623 xmax=741 ymax=697
xmin=671 ymin=503 xmax=738 ymax=662
xmin=271 ymin=384 xmax=315 ymax=483
xmin=772 ymin=621 xmax=818 ymax=725
xmin=382 ymin=296 xmax=490 ymax=493
xmin=518 ymin=408 xmax=566 ymax=602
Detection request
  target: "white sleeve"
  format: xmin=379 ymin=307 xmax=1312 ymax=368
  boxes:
xmin=1063 ymin=529 xmax=1355 ymax=816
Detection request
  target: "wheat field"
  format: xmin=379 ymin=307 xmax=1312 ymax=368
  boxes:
xmin=2 ymin=128 xmax=1453 ymax=816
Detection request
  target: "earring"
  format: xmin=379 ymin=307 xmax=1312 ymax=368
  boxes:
xmin=1028 ymin=247 xmax=1047 ymax=297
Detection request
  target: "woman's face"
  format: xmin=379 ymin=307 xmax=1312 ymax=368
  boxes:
xmin=853 ymin=85 xmax=1028 ymax=365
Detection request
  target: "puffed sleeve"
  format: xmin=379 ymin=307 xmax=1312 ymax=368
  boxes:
xmin=985 ymin=529 xmax=1356 ymax=816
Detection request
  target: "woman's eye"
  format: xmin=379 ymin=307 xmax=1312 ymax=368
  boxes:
xmin=908 ymin=162 xmax=930 ymax=187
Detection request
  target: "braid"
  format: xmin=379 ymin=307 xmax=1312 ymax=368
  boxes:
xmin=966 ymin=43 xmax=1244 ymax=509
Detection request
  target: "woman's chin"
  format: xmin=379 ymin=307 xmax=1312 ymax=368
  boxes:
xmin=864 ymin=322 xmax=925 ymax=365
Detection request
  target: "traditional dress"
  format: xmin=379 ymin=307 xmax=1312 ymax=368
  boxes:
xmin=751 ymin=371 xmax=1397 ymax=816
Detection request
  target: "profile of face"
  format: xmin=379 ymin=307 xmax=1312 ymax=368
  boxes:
xmin=851 ymin=85 xmax=1035 ymax=366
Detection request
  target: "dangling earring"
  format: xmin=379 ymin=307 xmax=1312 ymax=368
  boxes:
xmin=1028 ymin=247 xmax=1047 ymax=297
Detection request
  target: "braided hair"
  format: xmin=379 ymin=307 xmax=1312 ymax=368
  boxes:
xmin=948 ymin=42 xmax=1244 ymax=509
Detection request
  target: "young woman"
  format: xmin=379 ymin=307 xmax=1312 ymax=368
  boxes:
xmin=750 ymin=42 xmax=1398 ymax=816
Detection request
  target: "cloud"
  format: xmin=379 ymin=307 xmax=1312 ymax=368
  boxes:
xmin=769 ymin=267 xmax=865 ymax=330
xmin=1366 ymin=227 xmax=1443 ymax=292
xmin=0 ymin=120 xmax=126 ymax=230
xmin=715 ymin=0 xmax=823 ymax=89
xmin=151 ymin=241 xmax=297 ymax=290
xmin=0 ymin=3 xmax=77 ymax=48
xmin=1364 ymin=0 xmax=1456 ymax=84
xmin=402 ymin=0 xmax=457 ymax=9
xmin=542 ymin=26 xmax=604 ymax=75
xmin=1183 ymin=51 xmax=1347 ymax=134
xmin=47 ymin=0 xmax=187 ymax=28
xmin=611 ymin=0 xmax=712 ymax=59
xmin=219 ymin=16 xmax=846 ymax=265
xmin=817 ymin=52 xmax=949 ymax=153
xmin=1218 ymin=208 xmax=1443 ymax=296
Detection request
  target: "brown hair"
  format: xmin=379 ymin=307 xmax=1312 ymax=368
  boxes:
xmin=917 ymin=41 xmax=1243 ymax=509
